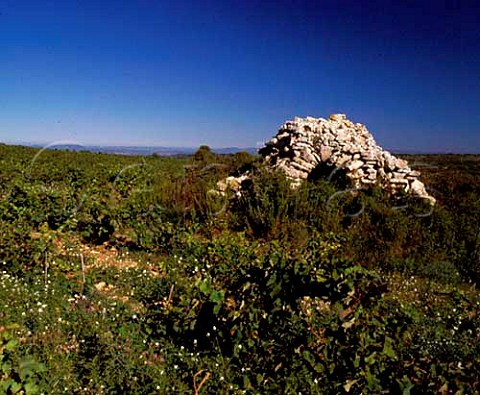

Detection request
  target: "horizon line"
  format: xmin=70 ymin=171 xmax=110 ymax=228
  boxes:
xmin=1 ymin=141 xmax=480 ymax=155
xmin=2 ymin=140 xmax=259 ymax=150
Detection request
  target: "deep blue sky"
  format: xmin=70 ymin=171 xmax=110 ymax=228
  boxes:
xmin=1 ymin=0 xmax=479 ymax=152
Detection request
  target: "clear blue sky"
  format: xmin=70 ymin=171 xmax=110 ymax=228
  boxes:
xmin=1 ymin=0 xmax=479 ymax=152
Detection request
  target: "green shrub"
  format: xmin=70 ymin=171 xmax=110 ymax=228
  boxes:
xmin=0 ymin=324 xmax=45 ymax=394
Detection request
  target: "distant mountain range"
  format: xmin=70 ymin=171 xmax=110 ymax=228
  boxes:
xmin=5 ymin=142 xmax=477 ymax=156
xmin=23 ymin=144 xmax=259 ymax=156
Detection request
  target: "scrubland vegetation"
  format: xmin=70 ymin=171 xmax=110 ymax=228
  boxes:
xmin=0 ymin=144 xmax=479 ymax=394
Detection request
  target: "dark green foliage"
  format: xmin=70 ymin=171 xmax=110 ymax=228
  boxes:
xmin=193 ymin=145 xmax=215 ymax=163
xmin=229 ymin=168 xmax=296 ymax=238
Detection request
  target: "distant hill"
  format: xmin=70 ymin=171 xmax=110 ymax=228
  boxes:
xmin=24 ymin=144 xmax=258 ymax=156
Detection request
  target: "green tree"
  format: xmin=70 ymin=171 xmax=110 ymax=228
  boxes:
xmin=193 ymin=145 xmax=215 ymax=163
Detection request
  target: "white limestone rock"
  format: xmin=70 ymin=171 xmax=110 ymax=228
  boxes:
xmin=221 ymin=114 xmax=435 ymax=204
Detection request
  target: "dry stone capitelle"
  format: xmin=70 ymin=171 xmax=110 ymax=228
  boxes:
xmin=219 ymin=114 xmax=435 ymax=203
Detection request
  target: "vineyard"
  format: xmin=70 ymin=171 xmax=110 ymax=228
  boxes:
xmin=0 ymin=143 xmax=480 ymax=394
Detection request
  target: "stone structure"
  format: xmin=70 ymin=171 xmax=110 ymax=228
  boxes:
xmin=220 ymin=114 xmax=435 ymax=203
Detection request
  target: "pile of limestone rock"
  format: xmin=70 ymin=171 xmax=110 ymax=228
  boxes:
xmin=218 ymin=114 xmax=435 ymax=203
